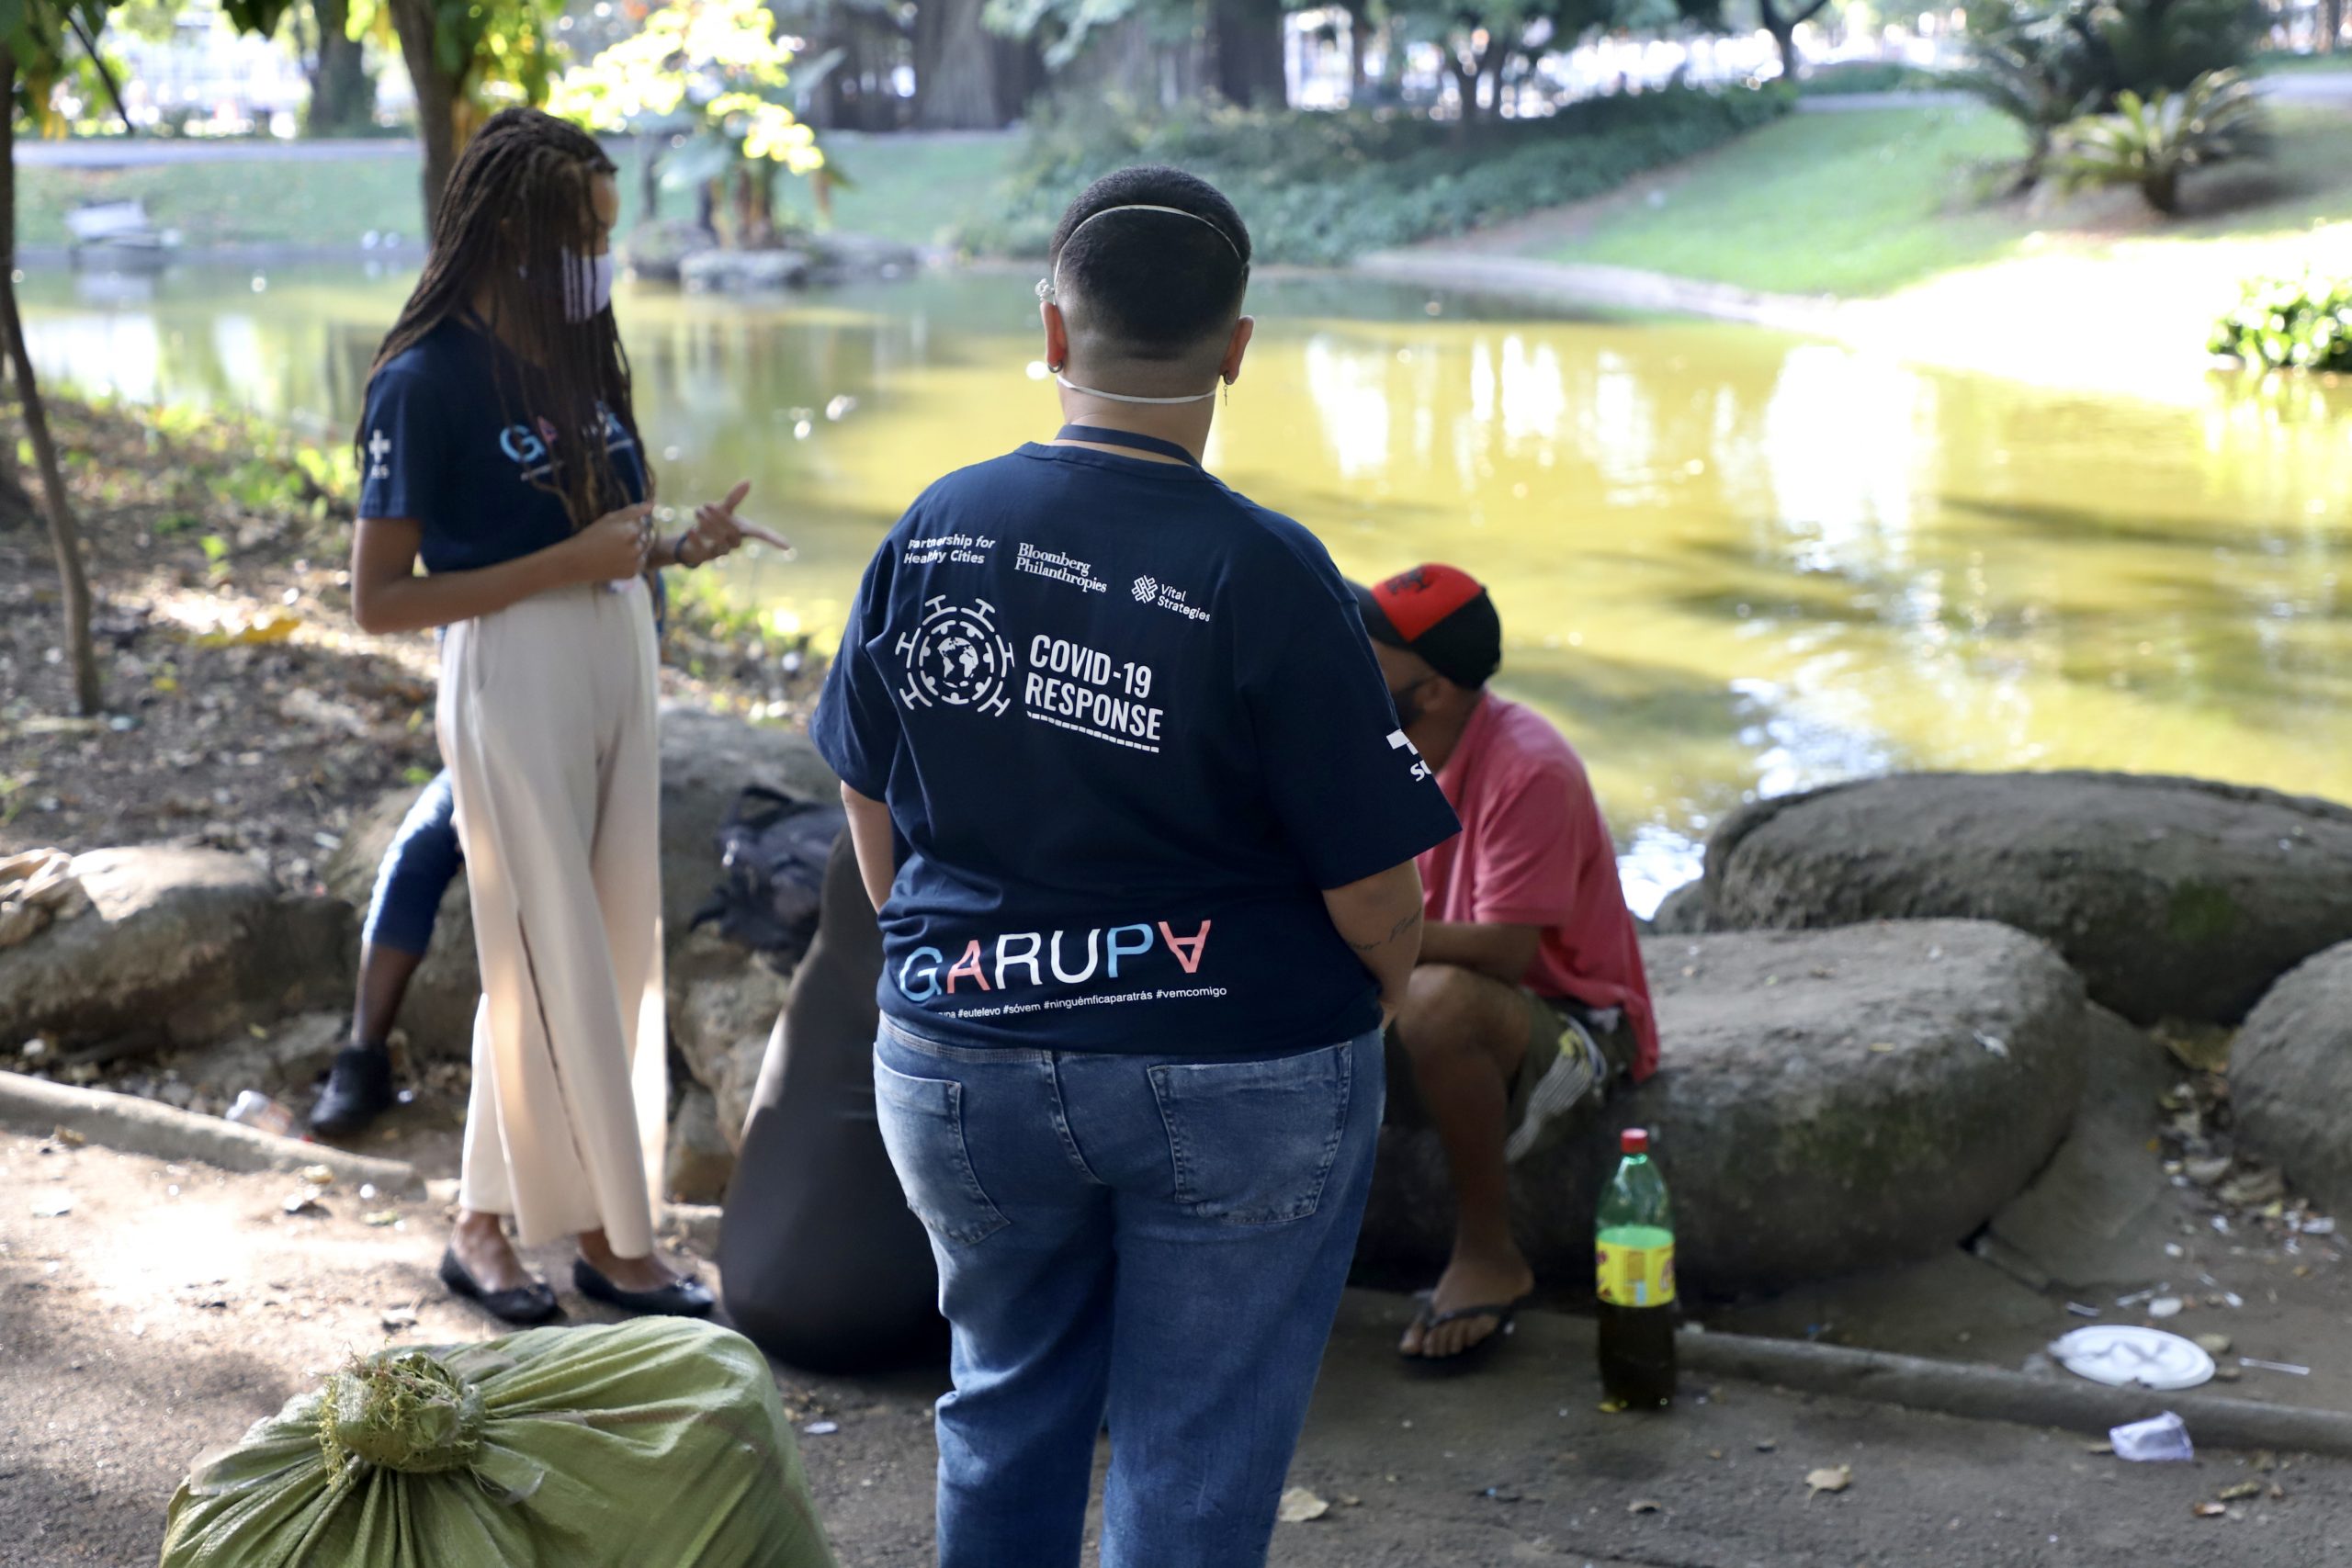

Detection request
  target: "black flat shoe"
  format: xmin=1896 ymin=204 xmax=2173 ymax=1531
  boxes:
xmin=310 ymin=1045 xmax=397 ymax=1137
xmin=439 ymin=1247 xmax=561 ymax=1325
xmin=572 ymin=1258 xmax=715 ymax=1318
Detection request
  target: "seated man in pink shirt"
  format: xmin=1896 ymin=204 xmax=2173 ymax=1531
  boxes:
xmin=1354 ymin=564 xmax=1659 ymax=1364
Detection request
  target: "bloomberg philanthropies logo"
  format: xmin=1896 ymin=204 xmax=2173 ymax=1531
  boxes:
xmin=899 ymin=920 xmax=1211 ymax=1001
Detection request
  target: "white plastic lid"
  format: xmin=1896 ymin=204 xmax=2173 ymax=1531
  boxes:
xmin=2049 ymin=1326 xmax=2216 ymax=1391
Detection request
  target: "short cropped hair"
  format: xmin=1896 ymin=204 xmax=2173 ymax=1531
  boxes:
xmin=1048 ymin=166 xmax=1252 ymax=361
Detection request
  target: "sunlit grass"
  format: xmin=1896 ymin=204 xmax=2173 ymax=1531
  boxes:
xmin=1544 ymin=103 xmax=2352 ymax=303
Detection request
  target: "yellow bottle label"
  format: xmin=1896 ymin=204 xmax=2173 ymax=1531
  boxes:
xmin=1596 ymin=1230 xmax=1676 ymax=1308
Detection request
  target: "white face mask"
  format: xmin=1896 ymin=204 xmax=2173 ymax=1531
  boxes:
xmin=521 ymin=248 xmax=615 ymax=322
xmin=565 ymin=250 xmax=616 ymax=321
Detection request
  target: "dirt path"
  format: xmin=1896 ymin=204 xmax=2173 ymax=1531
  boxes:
xmin=10 ymin=1128 xmax=2352 ymax=1566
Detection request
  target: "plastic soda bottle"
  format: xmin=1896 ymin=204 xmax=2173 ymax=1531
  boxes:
xmin=1596 ymin=1127 xmax=1676 ymax=1407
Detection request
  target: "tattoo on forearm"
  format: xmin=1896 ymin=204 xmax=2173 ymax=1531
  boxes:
xmin=1349 ymin=908 xmax=1423 ymax=953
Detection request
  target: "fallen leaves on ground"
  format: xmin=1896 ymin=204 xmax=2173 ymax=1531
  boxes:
xmin=1277 ymin=1488 xmax=1331 ymax=1524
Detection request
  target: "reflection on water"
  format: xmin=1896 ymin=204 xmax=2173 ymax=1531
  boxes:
xmin=26 ymin=265 xmax=2352 ymax=912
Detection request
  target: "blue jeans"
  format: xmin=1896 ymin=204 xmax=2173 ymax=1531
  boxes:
xmin=873 ymin=1023 xmax=1384 ymax=1568
xmin=362 ymin=769 xmax=462 ymax=956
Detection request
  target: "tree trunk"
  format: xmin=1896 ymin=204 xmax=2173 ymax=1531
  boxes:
xmin=1758 ymin=0 xmax=1829 ymax=82
xmin=2143 ymin=166 xmax=2179 ymax=215
xmin=1479 ymin=42 xmax=1508 ymax=118
xmin=1448 ymin=57 xmax=1481 ymax=124
xmin=1341 ymin=0 xmax=1370 ymax=101
xmin=1210 ymin=0 xmax=1288 ymax=107
xmin=2325 ymin=0 xmax=2344 ymax=54
xmin=307 ymin=0 xmax=377 ymax=136
xmin=913 ymin=0 xmax=1001 ymax=130
xmin=389 ymin=0 xmax=461 ymax=238
xmin=0 ymin=48 xmax=101 ymax=716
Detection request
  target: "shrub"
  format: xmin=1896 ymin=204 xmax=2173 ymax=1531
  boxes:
xmin=2210 ymin=274 xmax=2352 ymax=373
xmin=958 ymin=85 xmax=1792 ymax=265
xmin=1960 ymin=0 xmax=2268 ymax=186
xmin=1800 ymin=62 xmax=1951 ymax=96
xmin=2052 ymin=67 xmax=2265 ymax=213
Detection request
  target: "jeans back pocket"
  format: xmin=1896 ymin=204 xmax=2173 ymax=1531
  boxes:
xmin=873 ymin=1056 xmax=1009 ymax=1247
xmin=1148 ymin=1042 xmax=1353 ymax=1227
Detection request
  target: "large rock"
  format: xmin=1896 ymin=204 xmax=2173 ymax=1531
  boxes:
xmin=2232 ymin=940 xmax=2352 ymax=1217
xmin=670 ymin=926 xmax=795 ymax=1149
xmin=1359 ymin=921 xmax=2090 ymax=1298
xmin=1979 ymin=1007 xmax=2181 ymax=1291
xmin=1700 ymin=772 xmax=2352 ymax=1025
xmin=322 ymin=705 xmax=835 ymax=1066
xmin=0 ymin=847 xmax=352 ymax=1057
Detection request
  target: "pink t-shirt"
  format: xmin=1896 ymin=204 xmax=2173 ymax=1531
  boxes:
xmin=1419 ymin=693 xmax=1658 ymax=1081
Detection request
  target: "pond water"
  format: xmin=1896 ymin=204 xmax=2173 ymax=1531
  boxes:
xmin=25 ymin=263 xmax=2352 ymax=910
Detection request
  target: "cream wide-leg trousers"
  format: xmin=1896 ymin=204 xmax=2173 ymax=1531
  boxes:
xmin=437 ymin=577 xmax=667 ymax=1258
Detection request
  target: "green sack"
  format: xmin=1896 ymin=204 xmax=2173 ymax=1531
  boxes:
xmin=160 ymin=1317 xmax=838 ymax=1568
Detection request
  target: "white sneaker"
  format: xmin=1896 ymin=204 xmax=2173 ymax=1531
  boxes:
xmin=1504 ymin=1017 xmax=1607 ymax=1166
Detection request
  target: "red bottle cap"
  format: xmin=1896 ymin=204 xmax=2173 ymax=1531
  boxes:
xmin=1623 ymin=1128 xmax=1650 ymax=1156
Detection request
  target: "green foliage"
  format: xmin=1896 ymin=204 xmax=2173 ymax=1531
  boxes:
xmin=1959 ymin=0 xmax=2267 ymax=183
xmin=2052 ymin=67 xmax=2264 ymax=213
xmin=553 ymin=0 xmax=822 ymax=176
xmin=2210 ymin=272 xmax=2352 ymax=373
xmin=1798 ymin=61 xmax=1950 ymax=96
xmin=346 ymin=0 xmax=565 ymax=131
xmin=962 ymin=85 xmax=1791 ymax=265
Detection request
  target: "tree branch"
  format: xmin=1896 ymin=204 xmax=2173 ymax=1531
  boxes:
xmin=66 ymin=9 xmax=134 ymax=131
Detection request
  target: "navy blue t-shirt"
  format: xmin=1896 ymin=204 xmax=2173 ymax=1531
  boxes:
xmin=356 ymin=317 xmax=647 ymax=573
xmin=811 ymin=427 xmax=1462 ymax=1056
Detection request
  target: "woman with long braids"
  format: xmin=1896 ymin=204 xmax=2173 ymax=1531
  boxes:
xmin=349 ymin=107 xmax=752 ymax=1322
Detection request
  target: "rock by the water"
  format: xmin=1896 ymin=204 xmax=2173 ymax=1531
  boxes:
xmin=1702 ymin=772 xmax=2352 ymax=1025
xmin=0 ymin=847 xmax=352 ymax=1055
xmin=666 ymin=1083 xmax=735 ymax=1205
xmin=1980 ymin=1007 xmax=2180 ymax=1290
xmin=322 ymin=706 xmax=836 ymax=1068
xmin=670 ymin=927 xmax=794 ymax=1149
xmin=1649 ymin=880 xmax=1712 ymax=935
xmin=624 ymin=219 xmax=715 ymax=286
xmin=177 ymin=1011 xmax=349 ymax=1104
xmin=2231 ymin=941 xmax=2352 ymax=1216
xmin=681 ymin=248 xmax=811 ymax=295
xmin=800 ymin=231 xmax=922 ymax=285
xmin=1358 ymin=920 xmax=2089 ymax=1297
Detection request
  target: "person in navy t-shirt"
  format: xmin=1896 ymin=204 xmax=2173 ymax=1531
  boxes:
xmin=812 ymin=166 xmax=1460 ymax=1568
xmin=347 ymin=109 xmax=758 ymax=1327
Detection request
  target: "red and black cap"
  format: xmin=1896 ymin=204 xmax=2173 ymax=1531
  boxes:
xmin=1351 ymin=564 xmax=1503 ymax=689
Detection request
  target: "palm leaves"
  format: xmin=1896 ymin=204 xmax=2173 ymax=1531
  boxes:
xmin=2051 ymin=66 xmax=2266 ymax=213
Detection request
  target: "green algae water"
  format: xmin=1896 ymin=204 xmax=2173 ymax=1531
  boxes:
xmin=27 ymin=264 xmax=2352 ymax=908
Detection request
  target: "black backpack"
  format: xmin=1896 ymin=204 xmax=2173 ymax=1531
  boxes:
xmin=690 ymin=786 xmax=849 ymax=968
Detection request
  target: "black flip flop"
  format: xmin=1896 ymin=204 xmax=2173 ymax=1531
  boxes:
xmin=1397 ymin=1290 xmax=1536 ymax=1373
xmin=439 ymin=1247 xmax=561 ymax=1325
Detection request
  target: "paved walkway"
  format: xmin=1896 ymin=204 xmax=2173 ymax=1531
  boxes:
xmin=15 ymin=128 xmax=1015 ymax=169
xmin=12 ymin=1129 xmax=2352 ymax=1567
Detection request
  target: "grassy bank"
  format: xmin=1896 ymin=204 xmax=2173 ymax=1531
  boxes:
xmin=17 ymin=130 xmax=1019 ymax=251
xmin=963 ymin=86 xmax=1791 ymax=265
xmin=1532 ymin=100 xmax=2352 ymax=300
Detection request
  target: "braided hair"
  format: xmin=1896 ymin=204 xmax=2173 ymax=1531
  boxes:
xmin=360 ymin=107 xmax=646 ymax=532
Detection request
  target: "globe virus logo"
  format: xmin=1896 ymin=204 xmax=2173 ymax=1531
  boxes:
xmin=1132 ymin=576 xmax=1158 ymax=604
xmin=895 ymin=597 xmax=1013 ymax=716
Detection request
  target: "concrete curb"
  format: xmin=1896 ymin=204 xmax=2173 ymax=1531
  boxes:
xmin=0 ymin=1070 xmax=423 ymax=1194
xmin=1680 ymin=1328 xmax=2352 ymax=1460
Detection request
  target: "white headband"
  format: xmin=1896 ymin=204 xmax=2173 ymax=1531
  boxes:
xmin=1037 ymin=203 xmax=1247 ymax=301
